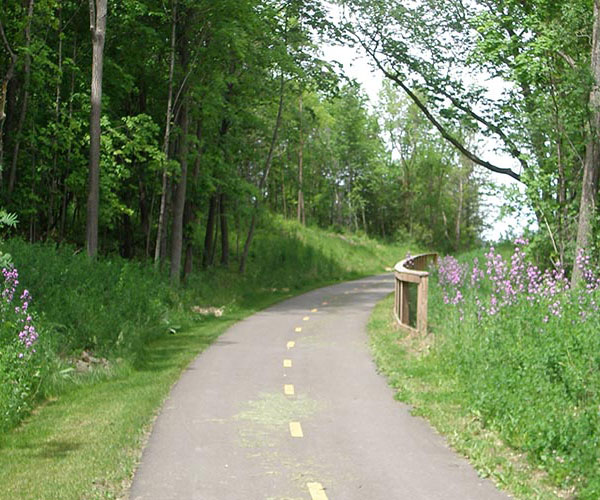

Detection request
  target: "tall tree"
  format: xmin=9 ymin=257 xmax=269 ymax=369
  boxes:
xmin=573 ymin=0 xmax=600 ymax=284
xmin=86 ymin=0 xmax=107 ymax=258
xmin=154 ymin=0 xmax=177 ymax=265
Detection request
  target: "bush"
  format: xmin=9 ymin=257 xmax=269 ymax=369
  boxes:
xmin=2 ymin=240 xmax=173 ymax=358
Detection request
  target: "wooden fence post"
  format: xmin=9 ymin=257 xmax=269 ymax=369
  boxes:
xmin=393 ymin=253 xmax=437 ymax=335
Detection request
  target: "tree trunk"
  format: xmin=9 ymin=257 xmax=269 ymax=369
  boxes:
xmin=239 ymin=72 xmax=285 ymax=274
xmin=182 ymin=123 xmax=202 ymax=281
xmin=211 ymin=196 xmax=220 ymax=265
xmin=220 ymin=192 xmax=229 ymax=266
xmin=85 ymin=0 xmax=107 ymax=258
xmin=7 ymin=0 xmax=35 ymax=198
xmin=59 ymin=37 xmax=78 ymax=242
xmin=154 ymin=0 xmax=177 ymax=265
xmin=281 ymin=166 xmax=287 ymax=218
xmin=361 ymin=203 xmax=367 ymax=233
xmin=572 ymin=0 xmax=600 ymax=286
xmin=120 ymin=213 xmax=134 ymax=258
xmin=297 ymin=92 xmax=305 ymax=224
xmin=203 ymin=194 xmax=217 ymax=268
xmin=0 ymin=20 xmax=19 ymax=187
xmin=48 ymin=5 xmax=63 ymax=236
xmin=169 ymin=98 xmax=189 ymax=285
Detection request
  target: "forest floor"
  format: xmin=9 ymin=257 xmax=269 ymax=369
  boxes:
xmin=129 ymin=275 xmax=508 ymax=500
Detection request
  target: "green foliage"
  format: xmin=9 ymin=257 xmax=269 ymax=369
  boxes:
xmin=0 ymin=211 xmax=17 ymax=269
xmin=424 ymin=248 xmax=600 ymax=497
xmin=341 ymin=0 xmax=596 ymax=268
xmin=376 ymin=81 xmax=486 ymax=251
xmin=3 ymin=239 xmax=173 ymax=358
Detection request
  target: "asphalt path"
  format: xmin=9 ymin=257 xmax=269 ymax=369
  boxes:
xmin=129 ymin=274 xmax=510 ymax=500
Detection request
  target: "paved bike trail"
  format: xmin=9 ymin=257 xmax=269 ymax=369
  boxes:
xmin=129 ymin=274 xmax=510 ymax=500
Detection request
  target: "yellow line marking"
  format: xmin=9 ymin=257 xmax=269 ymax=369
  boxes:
xmin=284 ymin=384 xmax=295 ymax=396
xmin=295 ymin=327 xmax=302 ymax=333
xmin=283 ymin=359 xmax=292 ymax=368
xmin=307 ymin=482 xmax=328 ymax=500
xmin=303 ymin=316 xmax=310 ymax=321
xmin=289 ymin=421 xmax=303 ymax=437
xmin=311 ymin=308 xmax=318 ymax=313
xmin=286 ymin=341 xmax=295 ymax=349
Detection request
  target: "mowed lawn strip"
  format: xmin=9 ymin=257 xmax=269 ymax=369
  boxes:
xmin=0 ymin=318 xmax=231 ymax=500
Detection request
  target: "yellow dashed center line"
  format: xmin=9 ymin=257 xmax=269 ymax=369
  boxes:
xmin=289 ymin=421 xmax=303 ymax=437
xmin=307 ymin=482 xmax=328 ymax=500
xmin=283 ymin=359 xmax=292 ymax=368
xmin=303 ymin=316 xmax=310 ymax=321
xmin=284 ymin=384 xmax=295 ymax=396
xmin=295 ymin=327 xmax=302 ymax=333
xmin=286 ymin=341 xmax=295 ymax=349
xmin=310 ymin=308 xmax=318 ymax=312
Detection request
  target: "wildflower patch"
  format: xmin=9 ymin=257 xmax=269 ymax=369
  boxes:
xmin=431 ymin=241 xmax=600 ymax=498
xmin=0 ymin=267 xmax=42 ymax=431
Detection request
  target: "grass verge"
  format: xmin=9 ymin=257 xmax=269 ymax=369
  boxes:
xmin=367 ymin=293 xmax=572 ymax=500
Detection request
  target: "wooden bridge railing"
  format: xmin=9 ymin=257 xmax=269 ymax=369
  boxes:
xmin=393 ymin=253 xmax=438 ymax=334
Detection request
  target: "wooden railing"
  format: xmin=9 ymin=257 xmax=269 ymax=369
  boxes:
xmin=393 ymin=253 xmax=438 ymax=334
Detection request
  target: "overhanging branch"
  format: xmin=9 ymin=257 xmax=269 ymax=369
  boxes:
xmin=355 ymin=29 xmax=522 ymax=182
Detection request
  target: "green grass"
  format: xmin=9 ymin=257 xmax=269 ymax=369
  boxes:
xmin=368 ymin=294 xmax=569 ymax=500
xmin=0 ymin=319 xmax=230 ymax=500
xmin=0 ymin=216 xmax=416 ymax=500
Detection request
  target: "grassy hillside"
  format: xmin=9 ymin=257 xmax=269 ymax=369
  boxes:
xmin=0 ymin=216 xmax=417 ymax=500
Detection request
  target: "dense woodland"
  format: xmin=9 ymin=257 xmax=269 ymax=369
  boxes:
xmin=0 ymin=0 xmax=599 ymax=283
xmin=0 ymin=0 xmax=488 ymax=285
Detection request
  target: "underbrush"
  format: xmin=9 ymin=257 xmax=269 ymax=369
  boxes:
xmin=372 ymin=240 xmax=600 ymax=498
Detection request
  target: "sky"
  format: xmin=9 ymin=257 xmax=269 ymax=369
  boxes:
xmin=320 ymin=16 xmax=534 ymax=242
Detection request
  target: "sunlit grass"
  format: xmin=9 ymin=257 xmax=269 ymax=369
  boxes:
xmin=0 ymin=319 xmax=230 ymax=500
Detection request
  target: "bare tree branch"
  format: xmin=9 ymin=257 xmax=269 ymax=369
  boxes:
xmin=436 ymin=87 xmax=529 ymax=173
xmin=557 ymin=50 xmax=577 ymax=70
xmin=0 ymin=20 xmax=17 ymax=62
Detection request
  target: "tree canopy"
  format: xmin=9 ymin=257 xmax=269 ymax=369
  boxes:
xmin=1 ymin=0 xmax=598 ymax=279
